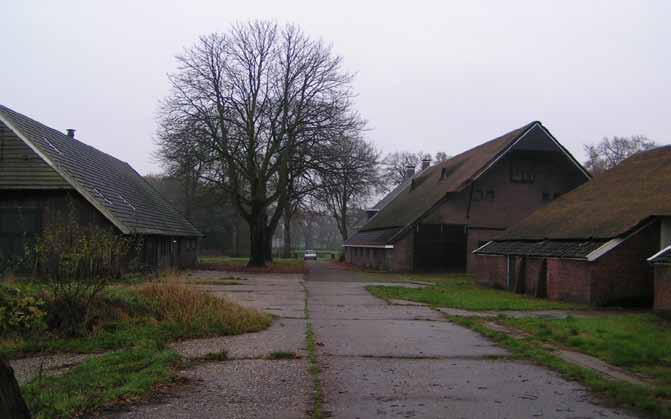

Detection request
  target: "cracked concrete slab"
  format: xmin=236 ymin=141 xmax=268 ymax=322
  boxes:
xmin=171 ymin=318 xmax=307 ymax=359
xmin=305 ymin=261 xmax=641 ymax=419
xmin=320 ymin=357 xmax=636 ymax=419
xmin=110 ymin=360 xmax=310 ymax=419
xmin=312 ymin=318 xmax=507 ymax=358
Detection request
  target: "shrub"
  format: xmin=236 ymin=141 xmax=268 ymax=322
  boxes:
xmin=34 ymin=222 xmax=139 ymax=336
xmin=0 ymin=286 xmax=46 ymax=335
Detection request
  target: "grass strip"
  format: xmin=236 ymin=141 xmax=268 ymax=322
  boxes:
xmin=22 ymin=341 xmax=180 ymax=419
xmin=450 ymin=316 xmax=671 ymax=418
xmin=367 ymin=276 xmax=584 ymax=311
xmin=304 ymin=286 xmax=324 ymax=419
xmin=499 ymin=313 xmax=671 ymax=389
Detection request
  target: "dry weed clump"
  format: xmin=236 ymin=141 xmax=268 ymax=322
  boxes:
xmin=136 ymin=281 xmax=272 ymax=336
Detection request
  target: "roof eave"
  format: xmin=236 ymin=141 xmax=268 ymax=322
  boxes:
xmin=0 ymin=113 xmax=132 ymax=235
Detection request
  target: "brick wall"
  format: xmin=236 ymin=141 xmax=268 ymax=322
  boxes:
xmin=473 ymin=254 xmax=507 ymax=289
xmin=654 ymin=265 xmax=671 ymax=312
xmin=466 ymin=228 xmax=506 ymax=273
xmin=344 ymin=246 xmax=392 ymax=271
xmin=391 ymin=232 xmax=413 ymax=271
xmin=590 ymin=222 xmax=657 ymax=306
xmin=546 ymin=258 xmax=591 ymax=304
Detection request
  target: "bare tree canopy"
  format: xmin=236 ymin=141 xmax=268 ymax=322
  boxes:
xmin=157 ymin=21 xmax=362 ymax=266
xmin=314 ymin=135 xmax=382 ymax=241
xmin=584 ymin=135 xmax=657 ymax=175
xmin=382 ymin=150 xmax=449 ymax=186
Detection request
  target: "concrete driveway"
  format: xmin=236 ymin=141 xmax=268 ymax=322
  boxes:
xmin=114 ymin=262 xmax=637 ymax=418
xmin=306 ymin=261 xmax=636 ymax=419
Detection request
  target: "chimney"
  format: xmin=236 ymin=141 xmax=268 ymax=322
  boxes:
xmin=66 ymin=129 xmax=76 ymax=139
xmin=421 ymin=156 xmax=431 ymax=170
xmin=404 ymin=164 xmax=415 ymax=179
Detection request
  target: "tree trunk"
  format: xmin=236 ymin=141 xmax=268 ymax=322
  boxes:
xmin=248 ymin=208 xmax=270 ymax=267
xmin=0 ymin=358 xmax=31 ymax=419
xmin=281 ymin=210 xmax=292 ymax=258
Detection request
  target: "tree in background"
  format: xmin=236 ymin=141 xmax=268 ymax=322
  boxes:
xmin=382 ymin=150 xmax=449 ymax=187
xmin=584 ymin=135 xmax=657 ymax=175
xmin=158 ymin=21 xmax=361 ymax=266
xmin=314 ymin=135 xmax=383 ymax=241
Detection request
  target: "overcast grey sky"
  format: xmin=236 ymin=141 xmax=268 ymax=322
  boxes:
xmin=2 ymin=1 xmax=669 ymax=174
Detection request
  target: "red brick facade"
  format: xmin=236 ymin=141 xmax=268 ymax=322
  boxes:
xmin=654 ymin=265 xmax=671 ymax=312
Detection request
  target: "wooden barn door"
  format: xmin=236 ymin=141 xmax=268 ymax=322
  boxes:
xmin=414 ymin=224 xmax=467 ymax=272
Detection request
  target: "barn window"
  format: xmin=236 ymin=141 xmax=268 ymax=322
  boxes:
xmin=486 ymin=190 xmax=495 ymax=201
xmin=542 ymin=192 xmax=551 ymax=201
xmin=472 ymin=189 xmax=483 ymax=201
xmin=510 ymin=157 xmax=536 ymax=184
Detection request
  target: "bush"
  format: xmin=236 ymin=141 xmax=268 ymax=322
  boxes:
xmin=0 ymin=286 xmax=46 ymax=335
xmin=34 ymin=222 xmax=140 ymax=337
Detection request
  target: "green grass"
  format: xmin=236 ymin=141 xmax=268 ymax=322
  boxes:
xmin=451 ymin=316 xmax=671 ymax=418
xmin=23 ymin=341 xmax=180 ymax=419
xmin=1 ymin=281 xmax=271 ymax=359
xmin=500 ymin=313 xmax=671 ymax=388
xmin=1 ymin=279 xmax=272 ymax=417
xmin=367 ymin=275 xmax=585 ymax=311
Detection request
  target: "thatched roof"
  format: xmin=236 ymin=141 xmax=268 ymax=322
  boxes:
xmin=497 ymin=146 xmax=671 ymax=241
xmin=346 ymin=121 xmax=588 ymax=246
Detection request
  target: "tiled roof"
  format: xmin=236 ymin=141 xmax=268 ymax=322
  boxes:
xmin=498 ymin=146 xmax=671 ymax=241
xmin=475 ymin=240 xmax=607 ymax=259
xmin=0 ymin=105 xmax=202 ymax=237
xmin=649 ymin=245 xmax=671 ymax=265
xmin=344 ymin=227 xmax=403 ymax=246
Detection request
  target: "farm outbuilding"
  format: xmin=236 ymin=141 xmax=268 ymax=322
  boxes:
xmin=0 ymin=104 xmax=202 ymax=272
xmin=475 ymin=146 xmax=671 ymax=307
xmin=344 ymin=121 xmax=590 ymax=272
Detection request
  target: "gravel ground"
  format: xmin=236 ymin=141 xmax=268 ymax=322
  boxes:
xmin=171 ymin=318 xmax=307 ymax=359
xmin=109 ymin=359 xmax=310 ymax=419
xmin=10 ymin=353 xmax=99 ymax=385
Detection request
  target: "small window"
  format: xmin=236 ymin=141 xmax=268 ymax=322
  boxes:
xmin=542 ymin=192 xmax=552 ymax=201
xmin=472 ymin=189 xmax=483 ymax=202
xmin=486 ymin=190 xmax=495 ymax=201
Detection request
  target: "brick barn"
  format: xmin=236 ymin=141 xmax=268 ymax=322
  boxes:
xmin=0 ymin=104 xmax=202 ymax=271
xmin=344 ymin=121 xmax=590 ymax=272
xmin=474 ymin=146 xmax=671 ymax=307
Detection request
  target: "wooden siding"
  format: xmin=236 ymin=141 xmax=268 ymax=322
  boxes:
xmin=0 ymin=122 xmax=71 ymax=189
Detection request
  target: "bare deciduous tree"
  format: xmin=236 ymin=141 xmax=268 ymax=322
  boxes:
xmin=382 ymin=150 xmax=448 ymax=186
xmin=158 ymin=21 xmax=361 ymax=266
xmin=315 ymin=135 xmax=382 ymax=241
xmin=584 ymin=135 xmax=657 ymax=175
